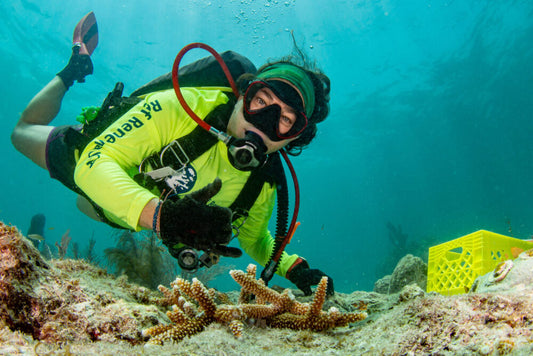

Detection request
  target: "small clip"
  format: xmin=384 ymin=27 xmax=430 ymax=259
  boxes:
xmin=161 ymin=140 xmax=189 ymax=168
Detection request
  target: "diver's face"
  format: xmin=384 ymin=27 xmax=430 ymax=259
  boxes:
xmin=227 ymin=90 xmax=299 ymax=154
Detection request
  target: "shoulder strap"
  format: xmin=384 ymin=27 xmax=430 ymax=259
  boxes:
xmin=161 ymin=97 xmax=234 ymax=168
xmin=229 ymin=152 xmax=284 ymax=221
xmin=132 ymin=98 xmax=232 ymax=189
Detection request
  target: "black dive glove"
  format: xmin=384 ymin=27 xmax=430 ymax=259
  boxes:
xmin=287 ymin=259 xmax=335 ymax=296
xmin=57 ymin=50 xmax=93 ymax=88
xmin=159 ymin=178 xmax=242 ymax=258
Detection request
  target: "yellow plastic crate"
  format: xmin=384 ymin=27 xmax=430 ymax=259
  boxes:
xmin=427 ymin=230 xmax=533 ymax=295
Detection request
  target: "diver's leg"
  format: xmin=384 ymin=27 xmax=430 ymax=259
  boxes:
xmin=12 ymin=12 xmax=96 ymax=171
xmin=11 ymin=76 xmax=68 ymax=170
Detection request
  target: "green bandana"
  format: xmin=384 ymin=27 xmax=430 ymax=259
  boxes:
xmin=257 ymin=63 xmax=315 ymax=118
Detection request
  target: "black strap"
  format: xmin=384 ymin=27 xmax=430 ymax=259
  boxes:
xmin=229 ymin=152 xmax=284 ymax=226
xmin=143 ymin=99 xmax=232 ymax=173
xmin=162 ymin=115 xmax=222 ymax=169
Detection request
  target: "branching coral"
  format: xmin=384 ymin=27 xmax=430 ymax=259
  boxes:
xmin=143 ymin=264 xmax=367 ymax=345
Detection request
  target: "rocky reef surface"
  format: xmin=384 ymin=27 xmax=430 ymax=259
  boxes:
xmin=374 ymin=254 xmax=428 ymax=294
xmin=2 ymin=220 xmax=533 ymax=355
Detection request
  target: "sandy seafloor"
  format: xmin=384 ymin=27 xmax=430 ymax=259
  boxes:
xmin=2 ymin=221 xmax=533 ymax=356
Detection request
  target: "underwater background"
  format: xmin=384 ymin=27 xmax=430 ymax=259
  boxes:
xmin=1 ymin=0 xmax=532 ymax=293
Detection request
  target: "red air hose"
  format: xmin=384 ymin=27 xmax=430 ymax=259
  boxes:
xmin=171 ymin=42 xmax=240 ymax=133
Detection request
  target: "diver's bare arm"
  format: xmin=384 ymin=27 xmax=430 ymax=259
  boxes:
xmin=138 ymin=198 xmax=160 ymax=231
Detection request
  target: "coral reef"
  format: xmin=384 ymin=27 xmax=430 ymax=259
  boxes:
xmin=0 ymin=221 xmax=167 ymax=344
xmin=143 ymin=264 xmax=366 ymax=345
xmin=0 ymin=222 xmax=50 ymax=335
xmin=367 ymin=290 xmax=533 ymax=355
xmin=3 ymin=219 xmax=533 ymax=355
xmin=374 ymin=254 xmax=427 ymax=294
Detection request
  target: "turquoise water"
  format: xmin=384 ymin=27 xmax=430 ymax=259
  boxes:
xmin=1 ymin=0 xmax=532 ymax=292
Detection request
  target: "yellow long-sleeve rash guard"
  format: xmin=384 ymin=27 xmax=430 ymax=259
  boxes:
xmin=74 ymin=88 xmax=299 ymax=277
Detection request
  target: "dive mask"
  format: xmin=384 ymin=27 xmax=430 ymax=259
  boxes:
xmin=243 ymin=80 xmax=308 ymax=142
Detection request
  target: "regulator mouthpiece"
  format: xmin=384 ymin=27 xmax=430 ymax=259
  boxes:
xmin=227 ymin=131 xmax=267 ymax=171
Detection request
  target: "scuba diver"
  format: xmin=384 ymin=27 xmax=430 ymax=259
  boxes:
xmin=11 ymin=12 xmax=333 ymax=296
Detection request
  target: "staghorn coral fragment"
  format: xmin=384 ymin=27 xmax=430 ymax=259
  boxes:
xmin=157 ymin=282 xmax=181 ymax=307
xmin=215 ymin=305 xmax=243 ymax=323
xmin=246 ymin=264 xmax=257 ymax=276
xmin=174 ymin=278 xmax=194 ymax=301
xmin=142 ymin=324 xmax=173 ymax=338
xmin=230 ymin=269 xmax=284 ymax=307
xmin=143 ymin=265 xmax=366 ymax=345
xmin=240 ymin=304 xmax=279 ymax=319
xmin=231 ymin=268 xmax=308 ymax=315
xmin=309 ymin=277 xmax=328 ymax=316
xmin=238 ymin=264 xmax=257 ymax=304
xmin=144 ymin=317 xmax=207 ymax=345
xmin=267 ymin=277 xmax=367 ymax=331
xmin=167 ymin=305 xmax=188 ymax=324
xmin=181 ymin=300 xmax=197 ymax=318
xmin=191 ymin=278 xmax=217 ymax=319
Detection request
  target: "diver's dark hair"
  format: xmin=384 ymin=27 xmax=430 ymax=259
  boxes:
xmin=237 ymin=59 xmax=330 ymax=156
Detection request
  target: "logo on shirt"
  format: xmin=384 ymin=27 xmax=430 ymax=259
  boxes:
xmin=165 ymin=164 xmax=197 ymax=194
